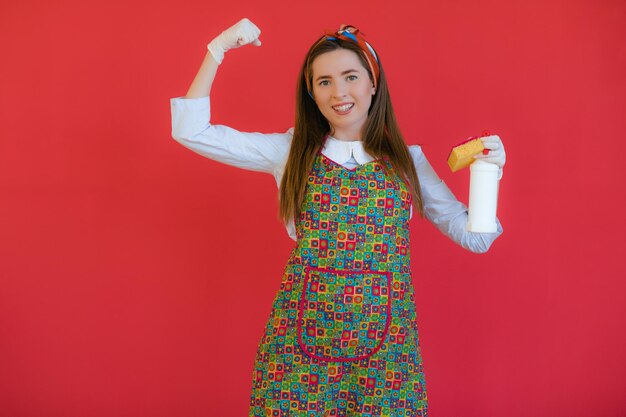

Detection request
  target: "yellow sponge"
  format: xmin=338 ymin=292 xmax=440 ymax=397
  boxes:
xmin=447 ymin=137 xmax=485 ymax=172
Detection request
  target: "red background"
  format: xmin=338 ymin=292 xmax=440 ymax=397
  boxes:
xmin=1 ymin=0 xmax=625 ymax=416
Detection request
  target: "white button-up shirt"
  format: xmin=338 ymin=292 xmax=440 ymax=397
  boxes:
xmin=170 ymin=96 xmax=503 ymax=253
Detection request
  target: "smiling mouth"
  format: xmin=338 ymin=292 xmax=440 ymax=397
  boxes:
xmin=332 ymin=103 xmax=354 ymax=113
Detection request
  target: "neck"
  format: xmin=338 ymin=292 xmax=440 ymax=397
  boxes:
xmin=329 ymin=127 xmax=362 ymax=142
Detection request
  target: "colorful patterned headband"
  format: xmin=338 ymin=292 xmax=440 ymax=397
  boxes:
xmin=305 ymin=25 xmax=380 ymax=97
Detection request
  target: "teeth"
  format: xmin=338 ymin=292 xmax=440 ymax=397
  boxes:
xmin=333 ymin=104 xmax=354 ymax=112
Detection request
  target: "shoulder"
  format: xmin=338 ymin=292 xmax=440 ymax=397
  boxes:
xmin=407 ymin=144 xmax=427 ymax=164
xmin=274 ymin=127 xmax=294 ymax=155
xmin=271 ymin=127 xmax=294 ymax=176
xmin=278 ymin=127 xmax=295 ymax=151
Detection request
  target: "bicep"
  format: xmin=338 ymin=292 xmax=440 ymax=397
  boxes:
xmin=174 ymin=124 xmax=291 ymax=174
xmin=170 ymin=96 xmax=291 ymax=174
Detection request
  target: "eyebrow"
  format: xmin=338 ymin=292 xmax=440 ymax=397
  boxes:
xmin=314 ymin=69 xmax=360 ymax=83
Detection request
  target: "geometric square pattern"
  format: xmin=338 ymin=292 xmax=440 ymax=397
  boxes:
xmin=249 ymin=149 xmax=428 ymax=416
xmin=298 ymin=266 xmax=392 ymax=362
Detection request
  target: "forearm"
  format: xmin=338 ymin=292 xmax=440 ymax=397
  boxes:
xmin=185 ymin=51 xmax=219 ymax=98
xmin=410 ymin=145 xmax=503 ymax=253
xmin=185 ymin=18 xmax=261 ymax=99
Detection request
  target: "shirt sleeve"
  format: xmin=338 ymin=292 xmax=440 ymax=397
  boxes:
xmin=170 ymin=96 xmax=291 ymax=174
xmin=408 ymin=145 xmax=503 ymax=254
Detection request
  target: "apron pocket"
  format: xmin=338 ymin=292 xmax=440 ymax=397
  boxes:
xmin=297 ymin=266 xmax=391 ymax=362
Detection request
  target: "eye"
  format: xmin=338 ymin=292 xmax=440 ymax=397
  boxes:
xmin=318 ymin=80 xmax=330 ymax=86
xmin=347 ymin=75 xmax=358 ymax=81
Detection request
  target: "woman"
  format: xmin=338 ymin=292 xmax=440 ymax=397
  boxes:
xmin=171 ymin=18 xmax=505 ymax=417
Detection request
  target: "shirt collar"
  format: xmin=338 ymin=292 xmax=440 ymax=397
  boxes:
xmin=322 ymin=135 xmax=375 ymax=165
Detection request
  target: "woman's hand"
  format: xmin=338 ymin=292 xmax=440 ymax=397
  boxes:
xmin=207 ymin=18 xmax=262 ymax=65
xmin=475 ymin=135 xmax=506 ymax=169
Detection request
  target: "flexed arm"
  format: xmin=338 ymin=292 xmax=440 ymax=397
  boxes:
xmin=186 ymin=18 xmax=262 ymax=98
xmin=171 ymin=19 xmax=291 ymax=175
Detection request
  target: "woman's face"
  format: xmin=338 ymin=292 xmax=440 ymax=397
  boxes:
xmin=310 ymin=48 xmax=376 ymax=141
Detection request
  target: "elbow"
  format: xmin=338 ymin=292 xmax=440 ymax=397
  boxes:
xmin=171 ymin=130 xmax=184 ymax=144
xmin=468 ymin=243 xmax=491 ymax=254
xmin=171 ymin=128 xmax=193 ymax=147
xmin=462 ymin=233 xmax=499 ymax=254
xmin=170 ymin=119 xmax=205 ymax=145
xmin=464 ymin=220 xmax=504 ymax=254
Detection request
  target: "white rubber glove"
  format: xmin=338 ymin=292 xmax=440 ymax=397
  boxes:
xmin=207 ymin=18 xmax=262 ymax=65
xmin=475 ymin=135 xmax=506 ymax=179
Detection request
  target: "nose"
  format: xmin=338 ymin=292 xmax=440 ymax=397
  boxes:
xmin=331 ymin=80 xmax=348 ymax=98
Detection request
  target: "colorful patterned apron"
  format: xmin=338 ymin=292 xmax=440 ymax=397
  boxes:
xmin=250 ymin=145 xmax=428 ymax=417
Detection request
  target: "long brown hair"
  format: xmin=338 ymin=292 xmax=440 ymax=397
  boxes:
xmin=279 ymin=34 xmax=424 ymax=224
